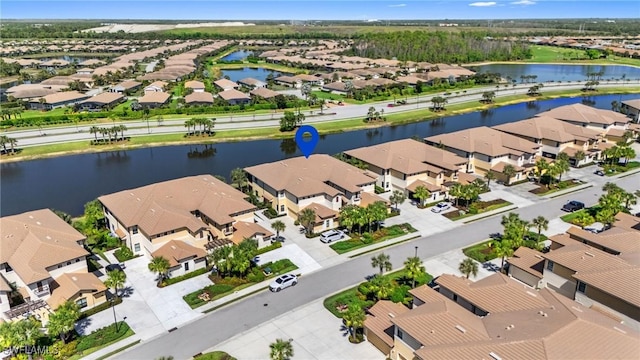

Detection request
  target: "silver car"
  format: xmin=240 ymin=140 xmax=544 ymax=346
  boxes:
xmin=320 ymin=229 xmax=345 ymax=243
xmin=431 ymin=202 xmax=451 ymax=213
xmin=269 ymin=274 xmax=298 ymax=292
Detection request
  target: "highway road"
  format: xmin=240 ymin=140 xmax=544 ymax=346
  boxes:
xmin=114 ymin=173 xmax=639 ymax=360
xmin=5 ymin=80 xmax=638 ymax=148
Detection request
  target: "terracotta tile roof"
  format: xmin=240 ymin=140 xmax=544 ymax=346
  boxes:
xmin=245 ymin=154 xmax=377 ymax=199
xmin=303 ymin=203 xmax=337 ymax=223
xmin=47 ymin=272 xmax=106 ymax=309
xmin=614 ymin=212 xmax=640 ymax=231
xmin=537 ymin=103 xmax=629 ymax=126
xmin=36 ymin=91 xmax=89 ymax=104
xmin=250 ymin=87 xmax=279 ymax=99
xmin=146 ymin=81 xmax=168 ymax=90
xmin=232 ymin=221 xmax=274 ymax=245
xmin=213 ymin=79 xmax=238 ymax=89
xmin=454 ymin=171 xmax=478 ymax=186
xmin=364 ymin=300 xmax=409 ymax=347
xmin=574 ymin=267 xmax=640 ymax=307
xmin=218 ymin=89 xmax=250 ymax=101
xmin=80 ymin=92 xmax=123 ymax=106
xmin=138 ymin=91 xmax=170 ymax=104
xmin=435 ymin=273 xmax=549 ymax=313
xmin=0 ymin=275 xmax=11 ymax=292
xmin=621 ymin=99 xmax=640 ymax=109
xmin=493 ymin=116 xmax=601 ymax=143
xmin=344 ymin=139 xmax=466 ymax=175
xmin=238 ymin=78 xmax=265 ymax=87
xmin=507 ymin=247 xmax=545 ymax=279
xmin=151 ymin=240 xmax=207 ymax=268
xmin=185 ymin=92 xmax=213 ymax=104
xmin=113 ymin=80 xmax=141 ymax=91
xmin=359 ymin=192 xmax=390 ymax=207
xmin=567 ymin=225 xmax=640 ymax=255
xmin=98 ymin=175 xmax=256 ymax=237
xmin=406 ymin=180 xmax=441 ymax=193
xmin=185 ymin=80 xmax=205 ymax=89
xmin=294 ymin=74 xmax=320 ymax=82
xmin=542 ymin=240 xmax=633 ymax=273
xmin=549 ymin=233 xmax=578 ymax=247
xmin=0 ymin=209 xmax=88 ymax=285
xmin=425 ymin=126 xmax=541 ymax=157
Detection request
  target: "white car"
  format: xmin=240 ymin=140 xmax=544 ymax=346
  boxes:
xmin=269 ymin=274 xmax=298 ymax=292
xmin=320 ymin=229 xmax=345 ymax=243
xmin=431 ymin=202 xmax=452 ymax=213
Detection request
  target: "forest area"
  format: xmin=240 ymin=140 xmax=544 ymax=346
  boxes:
xmin=344 ymin=31 xmax=532 ymax=63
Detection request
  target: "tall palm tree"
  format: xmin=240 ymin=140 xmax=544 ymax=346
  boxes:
xmin=148 ymin=256 xmax=171 ymax=283
xmin=47 ymin=301 xmax=81 ymax=343
xmin=574 ymin=150 xmax=586 ymax=165
xmin=298 ymin=208 xmax=316 ymax=236
xmin=484 ymin=171 xmax=496 ymax=187
xmin=270 ymin=338 xmax=294 ymax=360
xmin=90 ymin=126 xmax=99 ymax=141
xmin=230 ymin=168 xmax=248 ymax=193
xmin=342 ymin=304 xmax=366 ymax=343
xmin=7 ymin=137 xmax=17 ymax=155
xmin=339 ymin=204 xmax=359 ymax=234
xmin=532 ymin=216 xmax=549 ymax=243
xmin=404 ymin=256 xmax=425 ymax=288
xmin=413 ymin=185 xmax=430 ymax=207
xmin=554 ymin=159 xmax=570 ymax=183
xmin=492 ymin=240 xmax=515 ymax=271
xmin=458 ymin=258 xmax=479 ymax=279
xmin=389 ymin=190 xmax=406 ymax=211
xmin=209 ymin=245 xmax=233 ymax=277
xmin=371 ymin=253 xmax=392 ymax=276
xmin=118 ymin=125 xmax=127 ymax=141
xmin=448 ymin=183 xmax=463 ymax=206
xmin=368 ymin=201 xmax=388 ymax=231
xmin=534 ymin=158 xmax=549 ymax=184
xmin=104 ymin=269 xmax=127 ymax=300
xmin=502 ymin=164 xmax=516 ymax=185
xmin=271 ymin=220 xmax=286 ymax=239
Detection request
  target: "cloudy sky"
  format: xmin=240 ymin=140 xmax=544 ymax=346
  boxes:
xmin=1 ymin=0 xmax=633 ymax=20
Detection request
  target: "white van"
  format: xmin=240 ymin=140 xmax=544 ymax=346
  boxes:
xmin=320 ymin=229 xmax=345 ymax=243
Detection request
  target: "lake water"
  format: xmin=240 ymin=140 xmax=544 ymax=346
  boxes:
xmin=1 ymin=94 xmax=637 ymax=217
xmin=473 ymin=64 xmax=640 ymax=83
xmin=221 ymin=67 xmax=288 ymax=82
xmin=220 ymin=50 xmax=254 ymax=61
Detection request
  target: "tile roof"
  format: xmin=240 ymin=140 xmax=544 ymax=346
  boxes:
xmin=493 ymin=115 xmax=602 ymax=143
xmin=250 ymin=87 xmax=279 ymax=99
xmin=232 ymin=221 xmax=274 ymax=245
xmin=36 ymin=91 xmax=89 ymax=104
xmin=217 ymin=89 xmax=250 ymax=101
xmin=574 ymin=267 xmax=640 ymax=307
xmin=113 ymin=80 xmax=142 ymax=90
xmin=47 ymin=272 xmax=106 ymax=309
xmin=245 ymin=154 xmax=377 ymax=199
xmin=425 ymin=126 xmax=541 ymax=157
xmin=185 ymin=91 xmax=213 ymax=104
xmin=185 ymin=80 xmax=205 ymax=89
xmin=507 ymin=247 xmax=545 ymax=278
xmin=80 ymin=92 xmax=123 ymax=105
xmin=151 ymin=240 xmax=207 ymax=268
xmin=303 ymin=203 xmax=338 ymax=223
xmin=567 ymin=225 xmax=640 ymax=255
xmin=364 ymin=300 xmax=409 ymax=347
xmin=98 ymin=175 xmax=256 ymax=237
xmin=406 ymin=180 xmax=442 ymax=193
xmin=542 ymin=239 xmax=633 ymax=273
xmin=537 ymin=103 xmax=629 ymax=126
xmin=238 ymin=77 xmax=265 ymax=87
xmin=213 ymin=78 xmax=239 ymax=89
xmin=138 ymin=91 xmax=171 ymax=104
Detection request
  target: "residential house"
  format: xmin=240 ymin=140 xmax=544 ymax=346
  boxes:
xmin=536 ymin=103 xmax=630 ymax=143
xmin=78 ymin=92 xmax=125 ymax=111
xmin=364 ymin=273 xmax=639 ymax=360
xmin=28 ymin=91 xmax=90 ymax=110
xmin=98 ymin=175 xmax=258 ymax=257
xmin=250 ymin=87 xmax=279 ymax=100
xmin=185 ymin=91 xmax=214 ymax=106
xmin=185 ymin=80 xmax=205 ymax=93
xmin=273 ymin=75 xmax=301 ymax=88
xmin=506 ymin=246 xmax=545 ymax=288
xmin=151 ymin=240 xmax=207 ymax=278
xmin=238 ymin=77 xmax=266 ymax=89
xmin=76 ymin=68 xmax=94 ymax=75
xmin=493 ymin=115 xmax=603 ymax=166
xmin=39 ymin=59 xmax=70 ymax=68
xmin=621 ymin=99 xmax=640 ymax=122
xmin=425 ymin=126 xmax=541 ymax=183
xmin=321 ymin=81 xmax=348 ymax=95
xmin=110 ymin=80 xmax=142 ymax=95
xmin=138 ymin=91 xmax=171 ymax=108
xmin=144 ymin=81 xmax=168 ymax=93
xmin=245 ymin=154 xmax=381 ymax=232
xmin=213 ymin=79 xmax=239 ymax=91
xmin=294 ymin=74 xmax=324 ymax=86
xmin=232 ymin=221 xmax=274 ymax=249
xmin=0 ymin=209 xmax=106 ymax=322
xmin=217 ymin=89 xmax=251 ymax=105
xmin=6 ymin=84 xmax=67 ymax=101
xmin=344 ymin=139 xmax=469 ymax=202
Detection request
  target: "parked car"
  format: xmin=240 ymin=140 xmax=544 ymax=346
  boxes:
xmin=584 ymin=222 xmax=606 ymax=234
xmin=320 ymin=229 xmax=345 ymax=243
xmin=431 ymin=202 xmax=452 ymax=213
xmin=562 ymin=200 xmax=585 ymax=212
xmin=269 ymin=274 xmax=297 ymax=292
xmin=594 ymin=170 xmax=605 ymax=176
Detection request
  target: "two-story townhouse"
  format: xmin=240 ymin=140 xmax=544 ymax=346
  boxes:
xmin=99 ymin=175 xmax=258 ymax=258
xmin=245 ymin=154 xmax=381 ymax=232
xmin=343 ymin=139 xmax=468 ymax=202
xmin=493 ymin=115 xmax=603 ymax=166
xmin=621 ymin=99 xmax=640 ymax=122
xmin=425 ymin=126 xmax=541 ymax=184
xmin=536 ymin=103 xmax=630 ymax=143
xmin=0 ymin=209 xmax=106 ymax=322
xmin=364 ymin=273 xmax=639 ymax=360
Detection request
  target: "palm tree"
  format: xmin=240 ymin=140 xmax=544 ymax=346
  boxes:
xmin=448 ymin=183 xmax=463 ymax=206
xmin=90 ymin=126 xmax=99 ymax=142
xmin=371 ymin=253 xmax=392 ymax=276
xmin=534 ymin=158 xmax=549 ymax=184
xmin=492 ymin=240 xmax=514 ymax=270
xmin=458 ymin=258 xmax=479 ymax=279
xmin=15 ymin=317 xmax=41 ymax=351
xmin=270 ymin=338 xmax=294 ymax=360
xmin=342 ymin=304 xmax=366 ymax=343
xmin=148 ymin=256 xmax=171 ymax=283
xmin=104 ymin=269 xmax=127 ymax=300
xmin=554 ymin=159 xmax=570 ymax=183
xmin=484 ymin=171 xmax=496 ymax=187
xmin=368 ymin=201 xmax=388 ymax=231
xmin=339 ymin=204 xmax=359 ymax=234
xmin=532 ymin=216 xmax=549 ymax=243
xmin=574 ymin=150 xmax=586 ymax=165
xmin=7 ymin=137 xmax=17 ymax=155
xmin=271 ymin=220 xmax=285 ymax=239
xmin=389 ymin=190 xmax=406 ymax=211
xmin=502 ymin=164 xmax=516 ymax=185
xmin=118 ymin=125 xmax=127 ymax=141
xmin=230 ymin=168 xmax=248 ymax=193
xmin=298 ymin=208 xmax=316 ymax=236
xmin=209 ymin=245 xmax=233 ymax=277
xmin=47 ymin=301 xmax=81 ymax=343
xmin=404 ymin=256 xmax=425 ymax=288
xmin=413 ymin=185 xmax=430 ymax=207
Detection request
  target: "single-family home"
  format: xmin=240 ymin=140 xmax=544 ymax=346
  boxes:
xmin=98 ymin=175 xmax=258 ymax=257
xmin=110 ymin=80 xmax=142 ymax=95
xmin=344 ymin=139 xmax=468 ymax=202
xmin=425 ymin=126 xmax=541 ymax=183
xmin=185 ymin=91 xmax=214 ymax=106
xmin=0 ymin=209 xmax=106 ymax=322
xmin=217 ymin=89 xmax=251 ymax=105
xmin=213 ymin=78 xmax=239 ymax=91
xmin=144 ymin=80 xmax=168 ymax=93
xmin=536 ymin=103 xmax=630 ymax=142
xmin=137 ymin=91 xmax=171 ymax=108
xmin=294 ymin=74 xmax=324 ymax=86
xmin=506 ymin=246 xmax=545 ymax=288
xmin=493 ymin=115 xmax=603 ymax=166
xmin=250 ymin=87 xmax=280 ymax=100
xmin=185 ymin=80 xmax=205 ymax=93
xmin=321 ymin=81 xmax=348 ymax=95
xmin=621 ymin=99 xmax=640 ymax=122
xmin=28 ymin=91 xmax=90 ymax=110
xmin=151 ymin=240 xmax=207 ymax=278
xmin=245 ymin=154 xmax=382 ymax=233
xmin=238 ymin=77 xmax=266 ymax=89
xmin=78 ymin=92 xmax=125 ymax=111
xmin=273 ymin=75 xmax=301 ymax=88
xmin=39 ymin=59 xmax=70 ymax=68
xmin=76 ymin=68 xmax=94 ymax=75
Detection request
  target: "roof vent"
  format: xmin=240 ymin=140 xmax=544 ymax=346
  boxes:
xmin=136 ymin=198 xmax=140 ymax=201
xmin=29 ymin=215 xmax=34 ymax=219
xmin=130 ymin=192 xmax=134 ymax=196
xmin=388 ymin=313 xmax=395 ymax=318
xmin=526 ymin=291 xmax=537 ymax=297
xmin=455 ymin=325 xmax=466 ymax=333
xmin=538 ymin=310 xmax=544 ymax=315
xmin=46 ymin=236 xmax=51 ymax=240
xmin=542 ymin=313 xmax=548 ymax=317
xmin=71 ymin=276 xmax=77 ymax=281
xmin=430 ymin=330 xmax=435 ymax=334
xmin=614 ymin=327 xmax=627 ymax=334
xmin=489 ymin=352 xmax=503 ymax=360
xmin=585 ymin=252 xmax=595 ymax=257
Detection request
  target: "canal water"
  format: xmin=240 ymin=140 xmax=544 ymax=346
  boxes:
xmin=221 ymin=67 xmax=289 ymax=82
xmin=1 ymin=94 xmax=637 ymax=216
xmin=473 ymin=64 xmax=640 ymax=83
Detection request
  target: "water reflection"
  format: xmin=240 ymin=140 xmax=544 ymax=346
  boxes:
xmin=95 ymin=151 xmax=130 ymax=166
xmin=525 ymin=101 xmax=540 ymax=112
xmin=279 ymin=139 xmax=297 ymax=156
xmin=186 ymin=144 xmax=217 ymax=159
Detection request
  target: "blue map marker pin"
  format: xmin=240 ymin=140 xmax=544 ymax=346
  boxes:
xmin=295 ymin=125 xmax=319 ymax=159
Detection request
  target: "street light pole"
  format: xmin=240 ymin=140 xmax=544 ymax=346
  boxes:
xmin=414 ymin=246 xmax=418 ymax=258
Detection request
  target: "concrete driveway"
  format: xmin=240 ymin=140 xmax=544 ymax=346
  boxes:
xmin=254 ymin=243 xmax=322 ymax=275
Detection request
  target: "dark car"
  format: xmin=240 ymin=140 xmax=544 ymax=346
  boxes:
xmin=562 ymin=200 xmax=585 ymax=212
xmin=594 ymin=170 xmax=605 ymax=176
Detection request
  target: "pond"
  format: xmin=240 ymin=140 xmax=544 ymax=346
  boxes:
xmin=221 ymin=67 xmax=289 ymax=82
xmin=1 ymin=94 xmax=636 ymax=217
xmin=220 ymin=50 xmax=254 ymax=62
xmin=473 ymin=64 xmax=640 ymax=83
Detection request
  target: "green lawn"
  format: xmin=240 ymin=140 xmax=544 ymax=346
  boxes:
xmin=67 ymin=322 xmax=134 ymax=360
xmin=443 ymin=199 xmax=513 ymax=221
xmin=604 ymin=161 xmax=640 ymax=176
xmin=523 ymin=46 xmax=640 ymax=67
xmin=195 ymin=351 xmax=237 ymax=360
xmin=463 ymin=232 xmax=548 ymax=263
xmin=329 ymin=223 xmax=418 ymax=254
xmin=529 ymin=179 xmax=583 ymax=196
xmin=560 ymin=206 xmax=602 ymax=225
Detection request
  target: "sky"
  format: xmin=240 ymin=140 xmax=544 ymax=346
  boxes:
xmin=1 ymin=0 xmax=637 ymax=20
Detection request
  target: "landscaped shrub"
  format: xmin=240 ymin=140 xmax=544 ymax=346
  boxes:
xmin=49 ymin=340 xmax=78 ymax=360
xmin=79 ymin=297 xmax=122 ymax=320
xmin=162 ymin=267 xmax=208 ymax=286
xmin=361 ymin=233 xmax=374 ymax=244
xmin=246 ymin=268 xmax=265 ymax=283
xmin=76 ymin=322 xmax=130 ymax=352
xmin=390 ymin=285 xmax=411 ymax=304
xmin=114 ymin=246 xmax=135 ymax=262
xmin=254 ymin=241 xmax=282 ymax=256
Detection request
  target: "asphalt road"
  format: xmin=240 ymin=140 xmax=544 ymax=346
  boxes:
xmin=6 ymin=80 xmax=637 ymax=148
xmin=114 ymin=173 xmax=639 ymax=360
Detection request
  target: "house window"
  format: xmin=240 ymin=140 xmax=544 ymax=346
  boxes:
xmin=385 ymin=182 xmax=389 ymax=188
xmin=5 ymin=264 xmax=12 ymax=272
xmin=577 ymin=281 xmax=587 ymax=293
xmin=36 ymin=281 xmax=43 ymax=292
xmin=280 ymin=205 xmax=285 ymax=212
xmin=76 ymin=258 xmax=81 ymax=262
xmin=132 ymin=226 xmax=138 ymax=234
xmin=184 ymin=262 xmax=190 ymax=272
xmin=397 ymin=329 xmax=404 ymax=340
xmin=134 ymin=243 xmax=141 ymax=252
xmin=325 ymin=220 xmax=330 ymax=228
xmin=76 ymin=298 xmax=88 ymax=308
xmin=546 ymin=261 xmax=554 ymax=271
xmin=67 ymin=261 xmax=71 ymax=266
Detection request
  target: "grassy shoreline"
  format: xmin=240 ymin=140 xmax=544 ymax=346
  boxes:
xmin=3 ymin=87 xmax=639 ymax=163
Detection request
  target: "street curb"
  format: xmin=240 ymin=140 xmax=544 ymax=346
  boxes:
xmin=462 ymin=205 xmax=518 ymax=224
xmin=547 ymin=184 xmax=594 ymax=199
xmin=348 ymin=235 xmax=422 ymax=258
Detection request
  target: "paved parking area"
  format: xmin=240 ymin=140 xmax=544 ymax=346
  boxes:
xmin=254 ymin=243 xmax=322 ymax=275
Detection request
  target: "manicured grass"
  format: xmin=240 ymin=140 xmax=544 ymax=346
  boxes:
xmin=329 ymin=223 xmax=418 ymax=254
xmin=463 ymin=239 xmax=497 ymax=262
xmin=529 ymin=179 xmax=583 ymax=195
xmin=604 ymin=161 xmax=640 ymax=176
xmin=443 ymin=199 xmax=512 ymax=221
xmin=195 ymin=351 xmax=237 ymax=360
xmin=560 ymin=206 xmax=602 ymax=225
xmin=79 ymin=297 xmax=122 ymax=320
xmin=524 ymin=46 xmax=640 ymax=67
xmin=161 ymin=267 xmax=209 ymax=287
xmin=67 ymin=322 xmax=134 ymax=360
